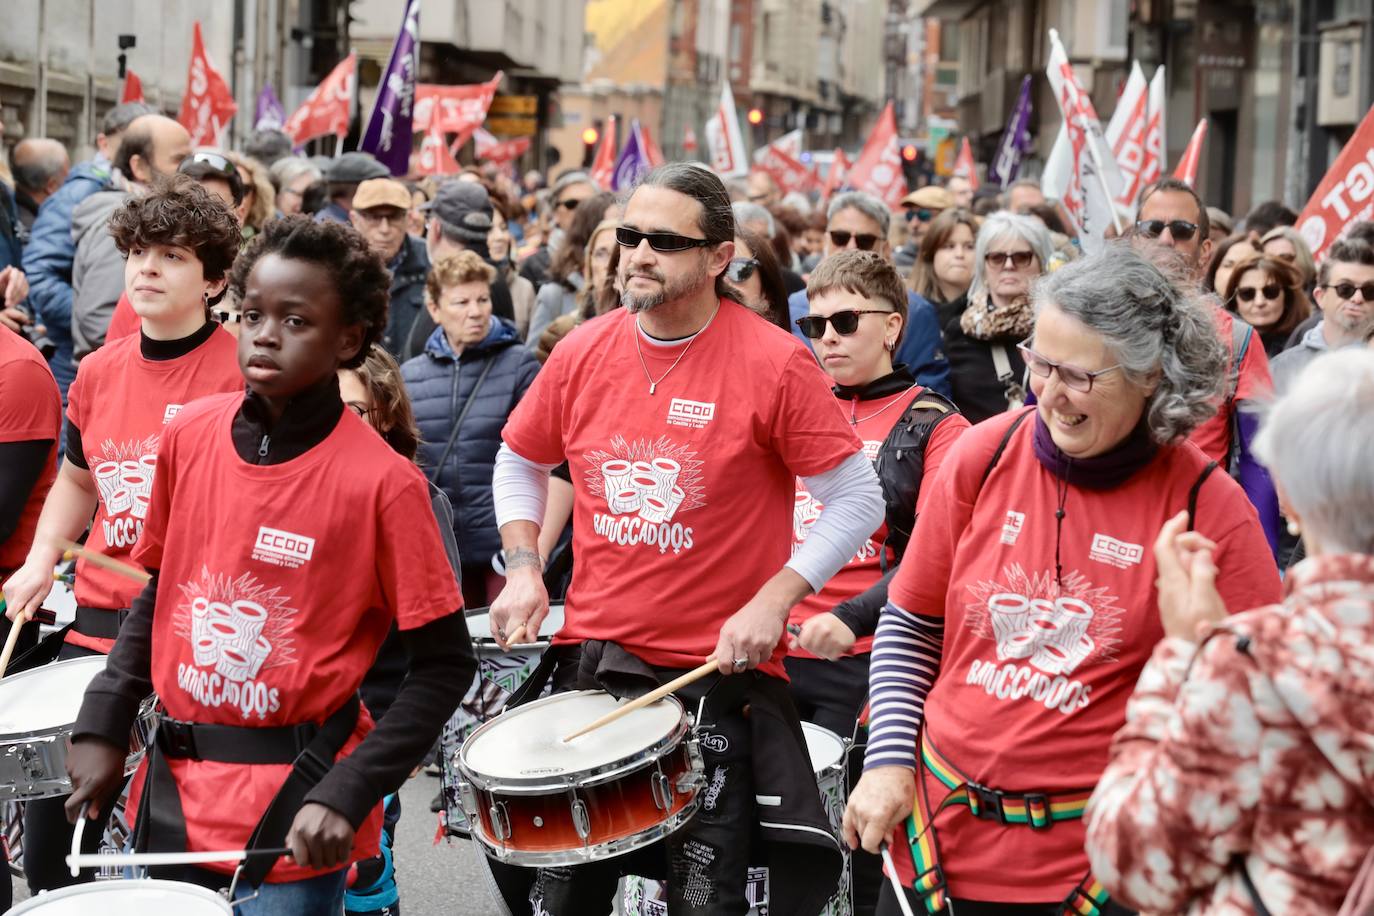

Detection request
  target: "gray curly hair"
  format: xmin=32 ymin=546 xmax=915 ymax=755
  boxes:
xmin=1032 ymin=242 xmax=1227 ymax=444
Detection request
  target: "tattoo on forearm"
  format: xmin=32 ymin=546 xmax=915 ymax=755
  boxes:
xmin=506 ymin=547 xmax=543 ymax=571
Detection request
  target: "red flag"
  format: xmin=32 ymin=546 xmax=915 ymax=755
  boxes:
xmin=474 ymin=128 xmax=530 ymax=164
xmin=846 ymin=103 xmax=906 ymax=209
xmin=414 ymin=73 xmax=503 ymax=134
xmin=1171 ymin=118 xmax=1208 ymax=189
xmin=954 ymin=137 xmax=980 ymax=190
xmin=756 ymin=145 xmax=820 ymax=196
xmin=1296 ymin=103 xmax=1374 ymax=262
xmin=416 ymin=120 xmax=461 ymax=176
xmin=120 ymin=69 xmax=144 ymax=104
xmin=639 ymin=122 xmax=665 ymax=168
xmin=177 ymin=22 xmax=237 ymax=147
xmin=589 ymin=115 xmax=617 ymax=189
xmin=822 ymin=148 xmax=852 ymax=201
xmin=682 ymin=126 xmax=698 ymax=154
xmin=284 ymin=54 xmax=356 ymax=145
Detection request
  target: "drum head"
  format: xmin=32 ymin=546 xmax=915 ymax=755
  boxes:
xmin=7 ymin=879 xmax=231 ymax=914
xmin=465 ymin=604 xmax=566 ymax=647
xmin=0 ymin=656 xmax=108 ymax=737
xmin=461 ymin=690 xmax=684 ymax=784
xmin=801 ymin=722 xmax=846 ymax=773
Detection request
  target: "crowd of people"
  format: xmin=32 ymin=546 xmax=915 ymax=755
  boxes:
xmin=0 ymin=111 xmax=1372 ymax=916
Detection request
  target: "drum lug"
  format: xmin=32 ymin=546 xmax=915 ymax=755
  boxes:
xmin=571 ymin=797 xmax=591 ymax=843
xmin=489 ymin=800 xmax=511 ymax=845
xmin=20 ymin=745 xmax=44 ymax=781
xmin=651 ymin=769 xmax=673 ymax=812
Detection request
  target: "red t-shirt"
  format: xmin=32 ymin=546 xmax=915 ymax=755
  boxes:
xmin=1188 ymin=306 xmax=1273 ymax=464
xmin=885 ymin=410 xmax=1282 ymax=902
xmin=128 ymin=393 xmax=462 ymax=881
xmin=502 ymin=301 xmax=862 ymax=677
xmin=788 ymin=386 xmax=969 ymax=658
xmin=0 ymin=328 xmax=62 ymax=571
xmin=65 ymin=328 xmax=242 ymax=652
xmin=104 ymin=292 xmax=139 ymax=343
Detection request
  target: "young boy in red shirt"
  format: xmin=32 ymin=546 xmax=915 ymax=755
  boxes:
xmin=64 ymin=216 xmax=474 ymax=914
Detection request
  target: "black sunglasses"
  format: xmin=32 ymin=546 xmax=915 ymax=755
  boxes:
xmin=725 ymin=257 xmax=759 ymax=283
xmin=557 ymin=198 xmax=583 ymax=211
xmin=796 ymin=309 xmax=893 ymax=339
xmin=1134 ymin=219 xmax=1198 ymax=242
xmin=1235 ymin=284 xmax=1282 ymax=303
xmin=985 ymin=250 xmax=1035 ymax=269
xmin=182 ymin=151 xmax=237 ymax=179
xmin=904 ymin=208 xmax=938 ymax=223
xmin=1322 ymin=281 xmax=1374 ymax=302
xmin=828 ymin=230 xmax=879 ymax=251
xmin=616 ymin=226 xmax=713 ymax=252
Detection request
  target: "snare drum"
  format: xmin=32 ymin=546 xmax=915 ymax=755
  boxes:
xmin=620 ymin=721 xmax=852 ymax=916
xmin=0 ymin=657 xmax=156 ymax=801
xmin=457 ymin=690 xmax=705 ymax=867
xmin=7 ymin=879 xmax=231 ymax=914
xmin=440 ymin=605 xmax=565 ymax=836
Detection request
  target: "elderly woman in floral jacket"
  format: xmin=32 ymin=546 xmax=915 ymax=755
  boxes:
xmin=1086 ymin=348 xmax=1374 ymax=914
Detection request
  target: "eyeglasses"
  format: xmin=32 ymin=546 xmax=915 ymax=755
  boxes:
xmin=182 ymin=151 xmax=237 ymax=179
xmin=355 ymin=209 xmax=407 ymax=227
xmin=1134 ymin=219 xmax=1199 ymax=242
xmin=725 ymin=257 xmax=759 ymax=283
xmin=346 ymin=402 xmax=374 ymax=417
xmin=616 ymin=226 xmax=713 ymax=252
xmin=984 ymin=250 xmax=1035 ymax=269
xmin=796 ymin=309 xmax=893 ymax=339
xmin=1321 ymin=281 xmax=1374 ymax=302
xmin=1235 ymin=284 xmax=1282 ymax=303
xmin=828 ymin=230 xmax=880 ymax=251
xmin=1017 ymin=340 xmax=1122 ymax=393
xmin=904 ymin=208 xmax=939 ymax=223
xmin=557 ymin=198 xmax=584 ymax=212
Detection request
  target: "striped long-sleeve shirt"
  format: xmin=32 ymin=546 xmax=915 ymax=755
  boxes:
xmin=863 ymin=602 xmax=944 ymax=770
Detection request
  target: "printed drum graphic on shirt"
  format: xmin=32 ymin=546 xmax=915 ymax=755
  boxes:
xmin=582 ymin=435 xmax=705 ymax=554
xmin=90 ymin=436 xmax=160 ymax=549
xmin=170 ymin=566 xmax=298 ymax=719
xmin=960 ymin=563 xmax=1126 ymax=715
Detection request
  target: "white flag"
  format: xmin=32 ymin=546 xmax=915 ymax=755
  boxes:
xmin=1145 ymin=66 xmax=1167 ymax=189
xmin=755 ymin=128 xmax=803 ymax=164
xmin=1044 ymin=29 xmax=1124 ymax=253
xmin=1105 ymin=62 xmax=1150 ymax=216
xmin=705 ymin=83 xmax=749 ymax=179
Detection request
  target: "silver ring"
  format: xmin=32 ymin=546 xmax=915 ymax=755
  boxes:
xmin=732 ymin=656 xmax=748 ymax=671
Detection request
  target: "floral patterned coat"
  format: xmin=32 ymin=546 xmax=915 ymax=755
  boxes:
xmin=1084 ymin=554 xmax=1374 ymax=914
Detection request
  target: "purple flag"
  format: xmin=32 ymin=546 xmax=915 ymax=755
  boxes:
xmin=360 ymin=0 xmax=420 ymax=176
xmin=612 ymin=120 xmax=651 ymax=192
xmin=989 ymin=75 xmax=1034 ymax=188
xmin=254 ymin=83 xmax=287 ymax=131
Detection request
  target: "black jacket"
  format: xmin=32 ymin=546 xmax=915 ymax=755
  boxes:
xmin=943 ymin=311 xmax=1027 ymax=424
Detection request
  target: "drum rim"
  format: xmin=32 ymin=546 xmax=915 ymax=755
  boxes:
xmin=0 ymin=656 xmax=112 ymax=740
xmin=464 ymin=604 xmax=566 ymax=648
xmin=800 ymin=721 xmax=847 ymax=772
xmin=5 ymin=877 xmax=231 ymax=912
xmin=457 ymin=690 xmax=689 ymax=791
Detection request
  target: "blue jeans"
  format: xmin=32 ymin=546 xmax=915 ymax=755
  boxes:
xmin=180 ymin=866 xmax=348 ymax=916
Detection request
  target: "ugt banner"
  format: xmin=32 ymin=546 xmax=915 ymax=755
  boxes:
xmin=1297 ymin=103 xmax=1374 ymax=262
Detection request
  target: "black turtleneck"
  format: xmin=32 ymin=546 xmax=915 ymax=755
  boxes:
xmin=65 ymin=322 xmax=220 ymax=468
xmin=230 ymin=374 xmax=344 ymax=465
xmin=832 ymin=364 xmax=916 ymax=402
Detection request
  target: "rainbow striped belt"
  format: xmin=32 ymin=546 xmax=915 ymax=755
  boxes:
xmin=901 ymin=732 xmax=1111 ymax=915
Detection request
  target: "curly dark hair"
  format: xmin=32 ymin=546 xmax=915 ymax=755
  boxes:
xmin=229 ymin=216 xmax=390 ymax=370
xmin=108 ymin=173 xmax=241 ymax=290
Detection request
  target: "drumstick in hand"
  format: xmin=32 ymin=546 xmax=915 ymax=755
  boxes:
xmin=59 ymin=540 xmax=151 ymax=584
xmin=0 ymin=599 xmax=30 ymax=679
xmin=505 ymin=622 xmax=528 ymax=645
xmin=563 ymin=656 xmax=718 ymax=742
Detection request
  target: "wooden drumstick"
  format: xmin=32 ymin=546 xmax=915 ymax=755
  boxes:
xmin=562 ymin=656 xmax=719 ymax=742
xmin=0 ymin=599 xmax=29 ymax=679
xmin=59 ymin=540 xmax=151 ymax=584
xmin=505 ymin=622 xmax=528 ymax=645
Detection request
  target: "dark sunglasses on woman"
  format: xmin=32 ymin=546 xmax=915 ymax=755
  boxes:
xmin=828 ymin=230 xmax=879 ymax=251
xmin=1235 ymin=284 xmax=1281 ymax=303
xmin=725 ymin=257 xmax=759 ymax=283
xmin=616 ymin=226 xmax=713 ymax=252
xmin=1134 ymin=219 xmax=1198 ymax=242
xmin=984 ymin=250 xmax=1035 ymax=269
xmin=796 ymin=309 xmax=892 ymax=339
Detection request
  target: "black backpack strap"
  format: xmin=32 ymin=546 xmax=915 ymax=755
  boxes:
xmin=429 ymin=354 xmax=498 ymax=483
xmin=875 ymin=389 xmax=960 ymax=559
xmin=980 ymin=408 xmax=1034 ymax=490
xmin=1186 ymin=461 xmax=1219 ymax=532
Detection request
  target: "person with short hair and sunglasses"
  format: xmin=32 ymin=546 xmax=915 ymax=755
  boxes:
xmin=1219 ymin=253 xmax=1309 ymax=358
xmin=1133 ymin=177 xmax=1281 ymax=557
xmin=488 ymin=161 xmax=884 ymax=916
xmin=1271 ymin=238 xmax=1374 ymax=395
xmin=941 ymin=211 xmax=1051 ymax=423
xmin=787 ymin=191 xmax=951 ymax=397
xmin=843 ymin=243 xmax=1280 ymax=916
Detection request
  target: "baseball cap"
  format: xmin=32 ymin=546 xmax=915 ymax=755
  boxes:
xmin=352 ymin=178 xmax=412 ymax=212
xmin=422 ymin=180 xmax=494 ymax=243
xmin=325 ymin=151 xmax=390 ymax=184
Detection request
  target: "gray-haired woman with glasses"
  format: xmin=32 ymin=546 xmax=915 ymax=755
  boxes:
xmin=842 ymin=243 xmax=1281 ymax=915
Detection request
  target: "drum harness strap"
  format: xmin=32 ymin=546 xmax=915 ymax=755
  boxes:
xmin=73 ymin=605 xmax=128 ymax=639
xmin=902 ymin=732 xmax=1110 ymax=916
xmin=135 ymin=692 xmax=360 ymax=887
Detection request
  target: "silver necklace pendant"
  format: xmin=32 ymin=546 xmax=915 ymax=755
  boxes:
xmin=649 ymin=382 xmax=656 ymax=395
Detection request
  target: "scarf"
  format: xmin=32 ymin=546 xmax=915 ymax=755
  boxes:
xmin=1031 ymin=411 xmax=1158 ymax=490
xmin=959 ymin=288 xmax=1034 ymax=342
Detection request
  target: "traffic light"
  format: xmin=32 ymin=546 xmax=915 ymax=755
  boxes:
xmin=747 ymin=108 xmax=763 ymax=126
xmin=582 ymin=121 xmax=602 ymax=167
xmin=901 ymin=144 xmax=918 ymax=161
